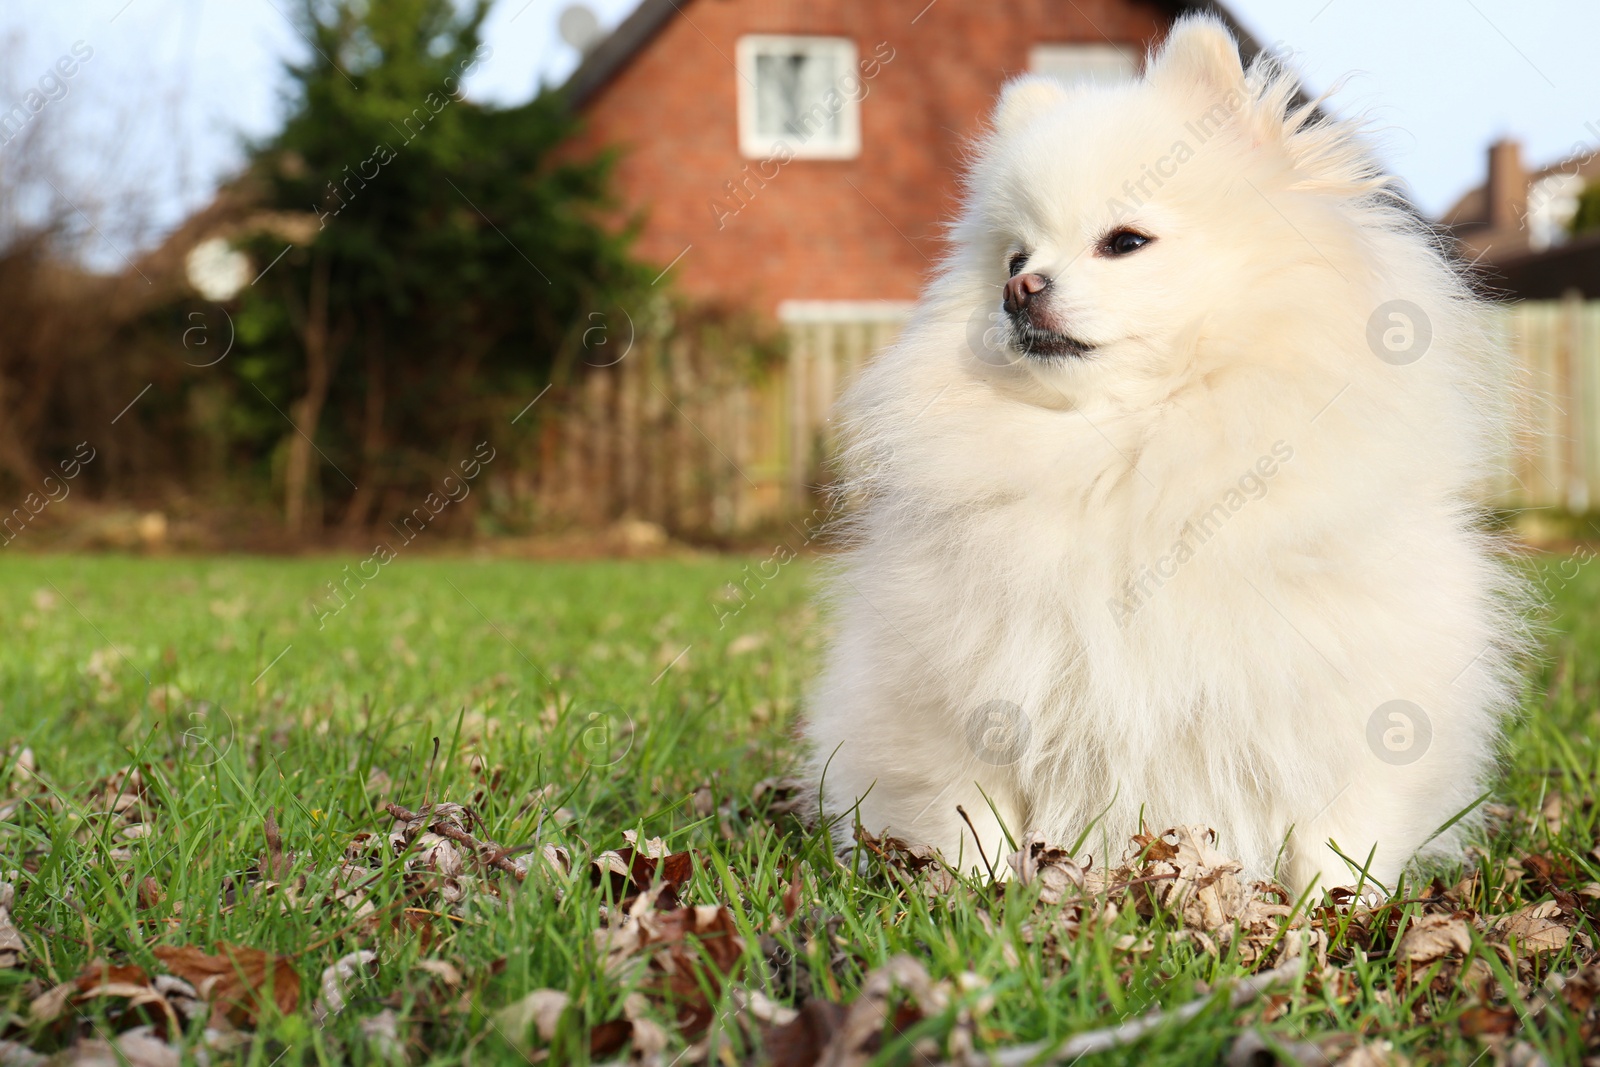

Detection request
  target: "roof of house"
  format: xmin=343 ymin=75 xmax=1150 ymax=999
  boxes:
xmin=561 ymin=0 xmax=1274 ymax=110
xmin=1479 ymin=230 xmax=1600 ymax=301
xmin=1443 ymin=149 xmax=1600 ymax=233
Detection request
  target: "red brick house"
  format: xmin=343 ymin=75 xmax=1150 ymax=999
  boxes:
xmin=532 ymin=0 xmax=1272 ymax=536
xmin=561 ymin=0 xmax=1269 ymax=324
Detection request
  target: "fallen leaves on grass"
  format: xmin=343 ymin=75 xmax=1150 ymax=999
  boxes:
xmin=1008 ymin=831 xmax=1086 ymax=904
xmin=764 ymin=999 xmax=849 ymax=1067
xmin=266 ymin=799 xmax=535 ymax=941
xmin=1003 ymin=824 xmax=1302 ymax=968
xmin=315 ymin=949 xmax=378 ymax=1021
xmin=384 ymin=801 xmax=528 ymax=885
xmin=360 ymin=1007 xmax=406 ymax=1061
xmin=843 ymin=819 xmax=1600 ymax=1062
xmin=761 ymin=955 xmax=957 ymax=1065
xmin=0 ymin=745 xmax=41 ymax=824
xmin=493 ymin=988 xmax=569 ymax=1048
xmin=591 ymin=836 xmax=696 ymax=910
xmin=86 ymin=767 xmax=156 ymax=852
xmin=151 ymin=943 xmax=300 ymax=1025
xmin=1225 ymin=1031 xmax=1396 ymax=1067
xmin=50 ymin=1027 xmax=185 ymax=1067
xmin=1126 ymin=825 xmax=1298 ymax=962
xmin=0 ymin=881 xmax=23 ymax=968
xmin=596 ymin=888 xmax=745 ymax=1036
xmin=11 ymin=762 xmax=1599 ymax=1066
xmin=1394 ymin=913 xmax=1474 ymax=963
xmin=1492 ymin=900 xmax=1572 ymax=956
xmin=495 ymin=987 xmax=678 ymax=1061
xmin=854 ymin=831 xmax=957 ymax=894
xmin=134 ymin=875 xmax=164 ymax=911
xmin=30 ymin=961 xmax=184 ymax=1031
xmin=24 ymin=944 xmax=304 ymax=1061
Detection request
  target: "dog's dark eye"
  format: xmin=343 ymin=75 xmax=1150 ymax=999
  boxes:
xmin=1007 ymin=252 xmax=1029 ymax=277
xmin=1101 ymin=230 xmax=1151 ymax=257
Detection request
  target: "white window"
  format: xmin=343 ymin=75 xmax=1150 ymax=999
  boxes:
xmin=1028 ymin=43 xmax=1138 ymax=87
xmin=736 ymin=35 xmax=860 ymax=160
xmin=1526 ymin=172 xmax=1584 ymax=252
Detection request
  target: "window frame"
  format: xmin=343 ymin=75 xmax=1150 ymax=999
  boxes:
xmin=735 ymin=34 xmax=862 ymax=161
xmin=1026 ymin=42 xmax=1140 ymax=87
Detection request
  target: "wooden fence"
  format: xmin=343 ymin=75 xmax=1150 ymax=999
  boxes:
xmin=1493 ymin=296 xmax=1600 ymax=514
xmin=525 ymin=302 xmax=907 ymax=537
xmin=524 ymin=298 xmax=1600 ymax=536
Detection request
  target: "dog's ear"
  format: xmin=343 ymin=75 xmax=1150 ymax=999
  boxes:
xmin=993 ymin=76 xmax=1067 ymax=136
xmin=1147 ymin=16 xmax=1245 ymax=97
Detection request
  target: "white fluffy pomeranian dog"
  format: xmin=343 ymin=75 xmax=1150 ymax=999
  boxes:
xmin=806 ymin=16 xmax=1526 ymax=894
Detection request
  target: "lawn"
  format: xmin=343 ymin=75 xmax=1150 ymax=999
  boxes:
xmin=0 ymin=551 xmax=1597 ymax=1065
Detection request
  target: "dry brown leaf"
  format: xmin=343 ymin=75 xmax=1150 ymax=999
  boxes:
xmin=624 ymin=1015 xmax=669 ymax=1056
xmin=413 ymin=959 xmax=463 ymax=987
xmin=30 ymin=979 xmax=78 ymax=1024
xmin=1560 ymin=961 xmax=1600 ymax=1021
xmin=540 ymin=844 xmax=571 ymax=879
xmin=731 ymin=986 xmax=799 ymax=1027
xmin=493 ymin=988 xmax=570 ymax=1049
xmin=1539 ymin=794 xmax=1564 ymax=835
xmin=134 ymin=875 xmax=163 ymax=911
xmin=691 ymin=784 xmax=716 ymax=816
xmin=819 ymin=955 xmax=944 ymax=1065
xmin=1008 ymin=831 xmax=1086 ymax=904
xmin=591 ymin=844 xmax=696 ymax=909
xmin=0 ymin=883 xmax=23 ymax=968
xmin=764 ymin=998 xmax=848 ymax=1067
xmin=89 ymin=767 xmax=153 ymax=831
xmin=588 ymin=1019 xmax=634 ymax=1058
xmin=317 ymin=949 xmax=377 ymax=1019
xmin=152 ymin=943 xmax=299 ymax=1024
xmin=361 ymin=1008 xmax=405 ymax=1061
xmin=1333 ymin=1040 xmax=1408 ymax=1067
xmin=62 ymin=1028 xmax=181 ymax=1067
xmin=1492 ymin=901 xmax=1571 ymax=956
xmin=622 ymin=829 xmax=670 ymax=857
xmin=413 ymin=835 xmax=465 ymax=878
xmin=0 ymin=1038 xmax=44 ymax=1067
xmin=1458 ymin=1002 xmax=1520 ymax=1037
xmin=1395 ymin=914 xmax=1473 ymax=963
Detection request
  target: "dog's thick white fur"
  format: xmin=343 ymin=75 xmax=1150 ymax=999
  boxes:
xmin=806 ymin=17 xmax=1526 ymax=894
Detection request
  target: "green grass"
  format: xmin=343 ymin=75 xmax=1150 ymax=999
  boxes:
xmin=0 ymin=552 xmax=1597 ymax=1064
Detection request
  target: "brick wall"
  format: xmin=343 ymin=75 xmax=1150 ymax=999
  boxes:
xmin=564 ymin=0 xmax=1176 ymax=316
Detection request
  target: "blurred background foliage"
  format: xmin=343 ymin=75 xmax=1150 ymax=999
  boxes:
xmin=231 ymin=0 xmax=643 ymax=537
xmin=0 ymin=0 xmax=787 ymax=549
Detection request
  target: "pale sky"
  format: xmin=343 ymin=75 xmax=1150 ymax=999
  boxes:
xmin=3 ymin=0 xmax=1597 ymax=256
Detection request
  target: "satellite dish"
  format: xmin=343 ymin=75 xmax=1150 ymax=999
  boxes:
xmin=558 ymin=4 xmax=603 ymax=56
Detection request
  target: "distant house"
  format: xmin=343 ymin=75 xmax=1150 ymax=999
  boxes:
xmin=560 ymin=0 xmax=1272 ymax=330
xmin=1443 ymin=137 xmax=1600 ymax=299
xmin=532 ymin=0 xmax=1281 ymax=534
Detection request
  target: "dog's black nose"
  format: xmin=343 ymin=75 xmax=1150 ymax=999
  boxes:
xmin=1003 ymin=272 xmax=1049 ymax=314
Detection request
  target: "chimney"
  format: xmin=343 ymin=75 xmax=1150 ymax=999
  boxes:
xmin=1485 ymin=138 xmax=1527 ymax=234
